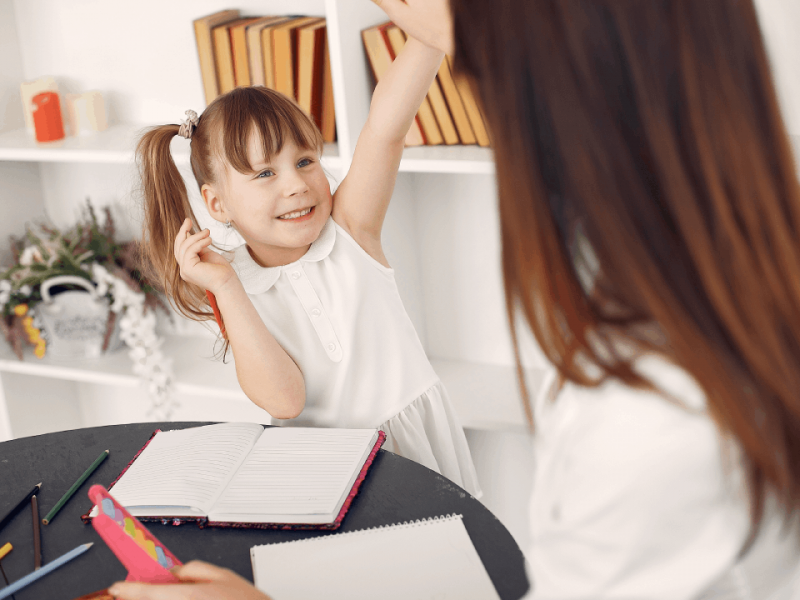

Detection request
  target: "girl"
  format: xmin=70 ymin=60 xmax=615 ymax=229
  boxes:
xmin=136 ymin=32 xmax=480 ymax=497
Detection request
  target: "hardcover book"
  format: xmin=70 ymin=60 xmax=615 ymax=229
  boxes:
xmin=82 ymin=423 xmax=384 ymax=530
xmin=193 ymin=10 xmax=241 ymax=105
xmin=362 ymin=22 xmax=425 ymax=146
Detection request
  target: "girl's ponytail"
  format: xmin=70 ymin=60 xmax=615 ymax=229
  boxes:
xmin=137 ymin=125 xmax=210 ymax=322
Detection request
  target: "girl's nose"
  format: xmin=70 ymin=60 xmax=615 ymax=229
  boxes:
xmin=283 ymin=171 xmax=309 ymax=197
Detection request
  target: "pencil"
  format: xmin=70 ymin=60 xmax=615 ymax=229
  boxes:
xmin=43 ymin=450 xmax=109 ymax=525
xmin=0 ymin=542 xmax=13 ymax=599
xmin=0 ymin=483 xmax=42 ymax=534
xmin=31 ymin=495 xmax=41 ymax=569
xmin=0 ymin=542 xmax=93 ymax=599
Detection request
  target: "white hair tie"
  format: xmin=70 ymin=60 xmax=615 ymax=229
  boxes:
xmin=178 ymin=109 xmax=199 ymax=139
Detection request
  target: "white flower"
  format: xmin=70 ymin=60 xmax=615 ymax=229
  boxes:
xmin=19 ymin=284 xmax=32 ymax=296
xmin=0 ymin=280 xmax=11 ymax=293
xmin=0 ymin=291 xmax=9 ymax=306
xmin=19 ymin=246 xmax=43 ymax=266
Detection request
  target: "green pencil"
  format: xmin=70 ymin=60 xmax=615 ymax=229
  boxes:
xmin=42 ymin=450 xmax=109 ymax=525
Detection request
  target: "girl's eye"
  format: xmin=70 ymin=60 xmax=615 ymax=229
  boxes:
xmin=298 ymin=158 xmax=313 ymax=168
xmin=257 ymin=170 xmax=274 ymax=179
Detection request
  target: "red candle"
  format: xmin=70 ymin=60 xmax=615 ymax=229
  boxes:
xmin=31 ymin=91 xmax=65 ymax=142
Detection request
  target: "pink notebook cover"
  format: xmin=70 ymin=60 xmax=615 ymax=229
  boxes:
xmin=82 ymin=427 xmax=386 ymax=531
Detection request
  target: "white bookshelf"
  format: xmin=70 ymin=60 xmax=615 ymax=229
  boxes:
xmin=0 ymin=0 xmax=548 ymax=443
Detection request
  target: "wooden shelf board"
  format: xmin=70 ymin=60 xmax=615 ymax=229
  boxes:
xmin=0 ymin=335 xmax=547 ymax=430
xmin=399 ymin=145 xmax=495 ymax=174
xmin=430 ymin=358 xmax=549 ymax=432
xmin=0 ymin=125 xmax=341 ymax=170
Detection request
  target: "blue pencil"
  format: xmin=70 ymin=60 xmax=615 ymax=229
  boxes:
xmin=0 ymin=542 xmax=92 ymax=599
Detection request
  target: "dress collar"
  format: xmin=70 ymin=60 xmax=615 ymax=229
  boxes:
xmin=228 ymin=217 xmax=336 ymax=294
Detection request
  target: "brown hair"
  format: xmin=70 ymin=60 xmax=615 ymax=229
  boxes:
xmin=137 ymin=86 xmax=323 ymax=326
xmin=451 ymin=0 xmax=800 ymax=540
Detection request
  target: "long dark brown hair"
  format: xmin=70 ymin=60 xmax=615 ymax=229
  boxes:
xmin=137 ymin=86 xmax=322 ymax=325
xmin=451 ymin=0 xmax=800 ymax=540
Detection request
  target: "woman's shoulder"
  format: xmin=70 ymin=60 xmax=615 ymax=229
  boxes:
xmin=529 ymin=356 xmax=752 ymax=598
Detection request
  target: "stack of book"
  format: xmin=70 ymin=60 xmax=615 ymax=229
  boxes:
xmin=362 ymin=22 xmax=490 ymax=148
xmin=193 ymin=11 xmax=336 ymax=143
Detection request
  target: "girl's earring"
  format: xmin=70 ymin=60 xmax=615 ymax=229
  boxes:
xmin=224 ymin=220 xmax=233 ymax=230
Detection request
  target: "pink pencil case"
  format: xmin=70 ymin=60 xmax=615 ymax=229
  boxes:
xmin=88 ymin=485 xmax=182 ymax=583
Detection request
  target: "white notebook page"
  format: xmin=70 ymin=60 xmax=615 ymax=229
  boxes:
xmin=208 ymin=428 xmax=377 ymax=523
xmin=250 ymin=514 xmax=501 ymax=600
xmin=107 ymin=422 xmax=264 ymax=516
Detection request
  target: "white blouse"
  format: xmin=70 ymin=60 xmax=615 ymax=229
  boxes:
xmin=523 ymin=355 xmax=800 ymax=599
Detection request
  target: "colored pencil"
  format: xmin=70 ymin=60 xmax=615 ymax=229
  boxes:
xmin=0 ymin=542 xmax=93 ymax=599
xmin=31 ymin=495 xmax=41 ymax=569
xmin=0 ymin=483 xmax=42 ymax=534
xmin=0 ymin=543 xmax=15 ymax=599
xmin=43 ymin=450 xmax=109 ymax=525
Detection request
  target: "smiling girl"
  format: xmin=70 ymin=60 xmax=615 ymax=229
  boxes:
xmin=136 ymin=35 xmax=480 ymax=497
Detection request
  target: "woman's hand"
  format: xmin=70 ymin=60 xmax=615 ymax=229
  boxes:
xmin=108 ymin=561 xmax=273 ymax=600
xmin=174 ymin=218 xmax=237 ymax=294
xmin=371 ymin=0 xmax=454 ymax=55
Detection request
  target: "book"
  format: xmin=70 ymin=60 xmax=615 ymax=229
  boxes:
xmin=362 ymin=22 xmax=424 ymax=147
xmin=230 ymin=18 xmax=264 ymax=87
xmin=448 ymin=56 xmax=491 ymax=147
xmin=320 ymin=35 xmax=336 ymax=142
xmin=82 ymin=423 xmax=385 ymax=529
xmin=437 ymin=54 xmax=477 ymax=145
xmin=213 ymin=18 xmax=259 ymax=94
xmin=260 ymin=18 xmax=295 ymax=89
xmin=382 ymin=25 xmax=444 ymax=146
xmin=193 ymin=10 xmax=241 ymax=105
xmin=250 ymin=514 xmax=501 ymax=599
xmin=272 ymin=17 xmax=324 ymax=99
xmin=296 ymin=21 xmax=327 ymax=130
xmin=247 ymin=17 xmax=291 ymax=87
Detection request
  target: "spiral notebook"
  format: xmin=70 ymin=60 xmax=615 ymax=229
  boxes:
xmin=250 ymin=514 xmax=501 ymax=599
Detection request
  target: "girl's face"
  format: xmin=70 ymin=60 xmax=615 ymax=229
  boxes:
xmin=205 ymin=132 xmax=333 ymax=267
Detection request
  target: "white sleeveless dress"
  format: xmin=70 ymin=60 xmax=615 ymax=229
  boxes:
xmin=228 ymin=216 xmax=482 ymax=498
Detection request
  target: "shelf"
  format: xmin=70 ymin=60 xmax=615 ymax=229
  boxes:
xmin=0 ymin=334 xmax=247 ymax=402
xmin=0 ymin=125 xmax=341 ymax=170
xmin=430 ymin=358 xmax=549 ymax=432
xmin=399 ymin=145 xmax=495 ymax=174
xmin=0 ymin=335 xmax=548 ymax=431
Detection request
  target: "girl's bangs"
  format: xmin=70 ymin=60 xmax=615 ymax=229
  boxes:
xmin=218 ymin=91 xmax=322 ymax=175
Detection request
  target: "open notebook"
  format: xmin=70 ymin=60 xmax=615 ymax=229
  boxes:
xmin=83 ymin=423 xmax=384 ymax=529
xmin=251 ymin=514 xmax=501 ymax=599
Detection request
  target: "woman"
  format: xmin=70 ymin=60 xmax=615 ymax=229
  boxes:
xmin=111 ymin=0 xmax=800 ymax=598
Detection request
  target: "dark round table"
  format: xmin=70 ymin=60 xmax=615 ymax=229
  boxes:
xmin=0 ymin=422 xmax=529 ymax=599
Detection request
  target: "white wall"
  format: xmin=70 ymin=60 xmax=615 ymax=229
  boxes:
xmin=754 ymin=0 xmax=800 ymax=137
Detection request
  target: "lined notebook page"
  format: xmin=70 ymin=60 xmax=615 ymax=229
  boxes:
xmin=208 ymin=428 xmax=377 ymax=523
xmin=108 ymin=422 xmax=265 ymax=516
xmin=251 ymin=514 xmax=501 ymax=599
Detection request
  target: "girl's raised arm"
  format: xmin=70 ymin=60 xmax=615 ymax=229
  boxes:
xmin=331 ymin=33 xmax=443 ymax=266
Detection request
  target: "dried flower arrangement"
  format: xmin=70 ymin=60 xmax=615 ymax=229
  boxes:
xmin=0 ymin=200 xmax=178 ymax=418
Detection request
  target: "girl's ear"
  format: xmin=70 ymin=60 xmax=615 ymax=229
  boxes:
xmin=202 ymin=183 xmax=227 ymax=224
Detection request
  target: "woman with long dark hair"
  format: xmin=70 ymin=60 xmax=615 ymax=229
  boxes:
xmin=111 ymin=1 xmax=800 ymax=598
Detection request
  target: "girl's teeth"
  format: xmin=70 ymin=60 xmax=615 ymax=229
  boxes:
xmin=279 ymin=208 xmax=311 ymax=220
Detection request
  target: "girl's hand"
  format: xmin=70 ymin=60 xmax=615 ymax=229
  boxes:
xmin=371 ymin=0 xmax=453 ymax=55
xmin=174 ymin=218 xmax=236 ymax=294
xmin=108 ymin=560 xmax=273 ymax=600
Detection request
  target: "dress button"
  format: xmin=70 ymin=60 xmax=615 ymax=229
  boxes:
xmin=291 ymin=272 xmax=301 ymax=280
xmin=327 ymin=343 xmax=336 ymax=352
xmin=311 ymin=308 xmax=321 ymax=317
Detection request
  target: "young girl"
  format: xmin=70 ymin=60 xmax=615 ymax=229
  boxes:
xmin=136 ymin=34 xmax=481 ymax=497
